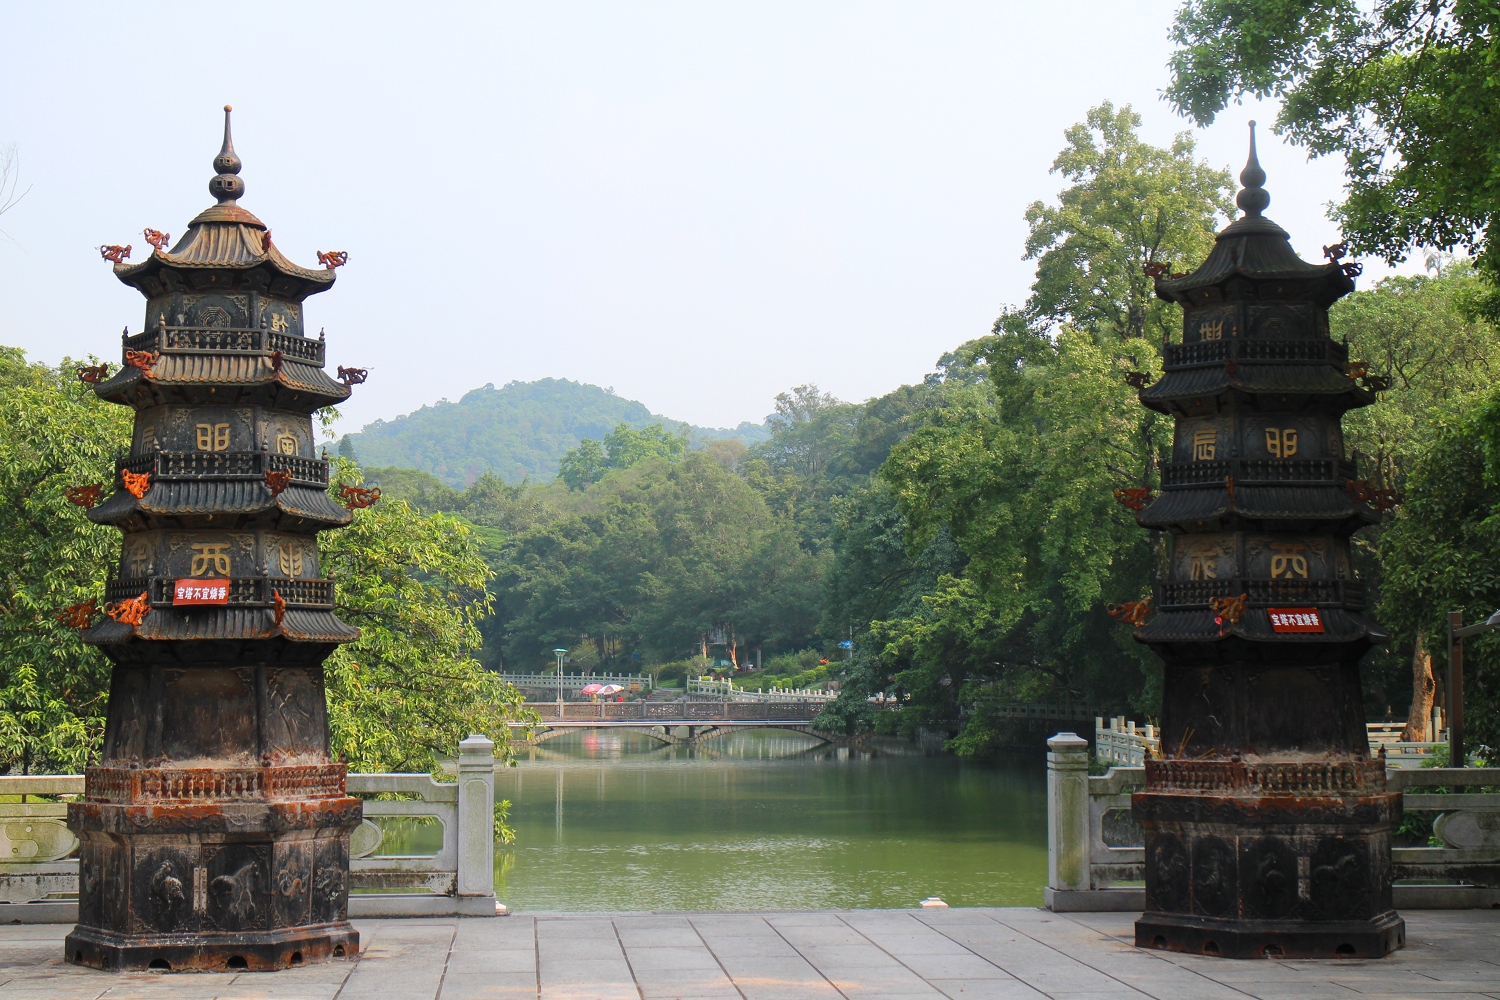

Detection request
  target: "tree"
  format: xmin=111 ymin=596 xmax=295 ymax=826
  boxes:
xmin=1328 ymin=260 xmax=1500 ymax=733
xmin=0 ymin=348 xmax=128 ymax=773
xmin=495 ymin=453 xmax=823 ymax=667
xmin=1023 ymin=101 xmax=1235 ymax=342
xmin=558 ymin=422 xmax=688 ymax=489
xmin=1378 ymin=406 xmax=1500 ymax=751
xmin=1165 ymin=2 xmax=1500 ymax=316
xmin=321 ymin=459 xmax=531 ymax=773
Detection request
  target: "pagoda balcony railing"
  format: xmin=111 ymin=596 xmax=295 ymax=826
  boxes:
xmin=1163 ymin=338 xmax=1349 ymax=371
xmin=117 ymin=451 xmax=329 ymax=486
xmin=105 ymin=576 xmax=336 ymax=609
xmin=122 ymin=325 xmax=325 ymax=366
xmin=1159 ymin=458 xmax=1357 ymax=489
xmin=1157 ymin=577 xmax=1366 ymax=610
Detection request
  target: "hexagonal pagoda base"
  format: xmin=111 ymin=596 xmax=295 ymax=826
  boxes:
xmin=65 ymin=922 xmax=358 ymax=973
xmin=65 ymin=765 xmax=360 ymax=972
xmin=1133 ymin=759 xmax=1403 ymax=960
xmin=1135 ymin=911 xmax=1405 ymax=960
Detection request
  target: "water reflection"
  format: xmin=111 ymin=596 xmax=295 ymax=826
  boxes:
xmin=496 ymin=728 xmax=1047 ymax=911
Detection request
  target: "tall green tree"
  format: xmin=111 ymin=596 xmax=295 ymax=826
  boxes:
xmin=322 ymin=460 xmax=530 ymax=773
xmin=497 ymin=453 xmax=823 ymax=667
xmin=558 ymin=422 xmax=688 ymax=490
xmin=1165 ymin=1 xmax=1500 ymax=316
xmin=1023 ymin=101 xmax=1234 ymax=341
xmin=0 ymin=348 xmax=128 ymax=773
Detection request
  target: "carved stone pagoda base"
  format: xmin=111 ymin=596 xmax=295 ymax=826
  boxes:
xmin=65 ymin=922 xmax=359 ymax=973
xmin=65 ymin=765 xmax=360 ymax=972
xmin=1134 ymin=759 xmax=1403 ymax=960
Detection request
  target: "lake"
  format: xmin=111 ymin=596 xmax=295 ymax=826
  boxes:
xmin=490 ymin=728 xmax=1047 ymax=911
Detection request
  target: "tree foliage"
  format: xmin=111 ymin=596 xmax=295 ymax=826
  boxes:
xmin=322 ymin=460 xmax=531 ymax=773
xmin=1165 ymin=1 xmax=1500 ymax=315
xmin=1024 ymin=101 xmax=1234 ymax=341
xmin=558 ymin=422 xmax=688 ymax=490
xmin=0 ymin=349 xmax=127 ymax=773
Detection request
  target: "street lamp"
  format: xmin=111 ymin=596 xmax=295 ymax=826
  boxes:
xmin=1447 ymin=608 xmax=1500 ymax=768
xmin=553 ymin=648 xmax=568 ymax=708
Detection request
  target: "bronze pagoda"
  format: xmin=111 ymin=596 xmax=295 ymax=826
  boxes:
xmin=66 ymin=108 xmax=362 ymax=971
xmin=1129 ymin=126 xmax=1404 ymax=958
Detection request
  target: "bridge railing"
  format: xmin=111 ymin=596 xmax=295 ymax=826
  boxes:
xmin=687 ymin=677 xmax=835 ymax=703
xmin=1045 ymin=731 xmax=1500 ymax=913
xmin=0 ymin=735 xmax=500 ymax=923
xmin=500 ymin=671 xmax=652 ymax=695
xmin=525 ymin=700 xmax=822 ymax=723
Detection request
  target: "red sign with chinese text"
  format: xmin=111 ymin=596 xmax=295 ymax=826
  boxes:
xmin=173 ymin=579 xmax=229 ymax=606
xmin=1268 ymin=607 xmax=1323 ymax=633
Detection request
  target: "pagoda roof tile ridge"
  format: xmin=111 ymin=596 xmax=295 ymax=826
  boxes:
xmin=112 ymin=219 xmax=335 ymax=295
xmin=1154 ymin=217 xmax=1350 ymax=302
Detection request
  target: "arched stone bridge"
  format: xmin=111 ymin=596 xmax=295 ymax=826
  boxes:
xmin=512 ymin=700 xmax=859 ymax=746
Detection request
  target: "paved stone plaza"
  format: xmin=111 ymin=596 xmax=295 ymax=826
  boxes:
xmin=0 ymin=908 xmax=1498 ymax=999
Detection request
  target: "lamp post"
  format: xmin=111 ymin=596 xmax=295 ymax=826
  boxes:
xmin=1446 ymin=608 xmax=1500 ymax=768
xmin=554 ymin=648 xmax=568 ymax=708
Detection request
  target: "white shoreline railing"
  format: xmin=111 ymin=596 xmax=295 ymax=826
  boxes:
xmin=0 ymin=734 xmax=499 ymax=923
xmin=1096 ymin=717 xmax=1451 ymax=769
xmin=688 ymin=677 xmax=836 ymax=702
xmin=501 ymin=672 xmax=652 ymax=695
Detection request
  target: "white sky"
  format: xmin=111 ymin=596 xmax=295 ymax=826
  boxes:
xmin=0 ymin=3 xmax=1418 ymax=435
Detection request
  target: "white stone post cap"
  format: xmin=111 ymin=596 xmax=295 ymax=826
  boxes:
xmin=1047 ymin=732 xmax=1089 ymax=752
xmin=459 ymin=733 xmax=496 ymax=755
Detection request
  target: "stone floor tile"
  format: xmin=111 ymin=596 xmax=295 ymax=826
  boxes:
xmin=625 ymin=948 xmax=724 ymax=972
xmin=797 ymin=942 xmax=905 ymax=965
xmin=691 ymin=935 xmax=799 ymax=959
xmin=772 ymin=922 xmax=871 ymax=947
xmin=928 ymin=978 xmax=1050 ymax=999
xmin=631 ymin=969 xmax=739 ymax=999
xmin=616 ymin=922 xmax=704 ymax=950
xmin=0 ymin=984 xmax=111 ymax=1000
xmin=537 ymin=986 xmax=637 ymax=1000
xmin=894 ymin=954 xmax=1012 ymax=980
xmin=435 ymin=971 xmax=537 ymax=999
xmin=443 ymin=950 xmax=537 ymax=974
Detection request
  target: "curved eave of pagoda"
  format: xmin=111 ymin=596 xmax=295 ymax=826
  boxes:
xmin=87 ymin=482 xmax=353 ymax=529
xmin=93 ymin=358 xmax=351 ymax=410
xmin=1132 ymin=607 xmax=1388 ymax=647
xmin=1136 ymin=485 xmax=1381 ymax=533
xmin=112 ymin=215 xmax=336 ymax=302
xmin=1152 ymin=217 xmax=1354 ymax=309
xmin=1138 ymin=368 xmax=1376 ymax=416
xmin=82 ymin=608 xmax=358 ymax=646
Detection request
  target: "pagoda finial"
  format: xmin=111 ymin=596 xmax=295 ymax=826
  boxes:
xmin=1236 ymin=120 xmax=1270 ymax=218
xmin=208 ymin=105 xmax=245 ymax=205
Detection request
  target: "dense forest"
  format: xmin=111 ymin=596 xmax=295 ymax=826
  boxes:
xmin=6 ymin=90 xmax=1500 ymax=771
xmin=339 ymin=377 xmax=768 ymax=486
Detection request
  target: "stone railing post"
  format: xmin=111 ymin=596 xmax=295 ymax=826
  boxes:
xmin=1046 ymin=732 xmax=1090 ymax=900
xmin=456 ymin=734 xmax=497 ymax=915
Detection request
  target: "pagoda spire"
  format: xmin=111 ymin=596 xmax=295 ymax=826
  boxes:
xmin=1236 ymin=120 xmax=1270 ymax=218
xmin=208 ymin=105 xmax=245 ymax=205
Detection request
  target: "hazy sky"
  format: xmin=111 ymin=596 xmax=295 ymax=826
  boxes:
xmin=0 ymin=3 xmax=1413 ymax=437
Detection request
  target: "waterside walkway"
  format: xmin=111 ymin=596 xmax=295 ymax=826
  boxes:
xmin=3 ymin=908 xmax=1498 ymax=999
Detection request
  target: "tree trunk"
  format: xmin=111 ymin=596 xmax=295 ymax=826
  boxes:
xmin=1403 ymin=637 xmax=1436 ymax=741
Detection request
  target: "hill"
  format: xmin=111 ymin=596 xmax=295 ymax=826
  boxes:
xmin=337 ymin=378 xmax=769 ymax=485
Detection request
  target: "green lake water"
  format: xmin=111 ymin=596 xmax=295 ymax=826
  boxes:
xmin=487 ymin=729 xmax=1048 ymax=912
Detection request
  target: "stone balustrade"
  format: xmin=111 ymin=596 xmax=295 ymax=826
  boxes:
xmin=1046 ymin=731 xmax=1500 ymax=913
xmin=0 ymin=735 xmax=498 ymax=923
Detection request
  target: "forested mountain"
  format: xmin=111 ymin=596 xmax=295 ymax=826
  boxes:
xmin=337 ymin=378 xmax=768 ymax=486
